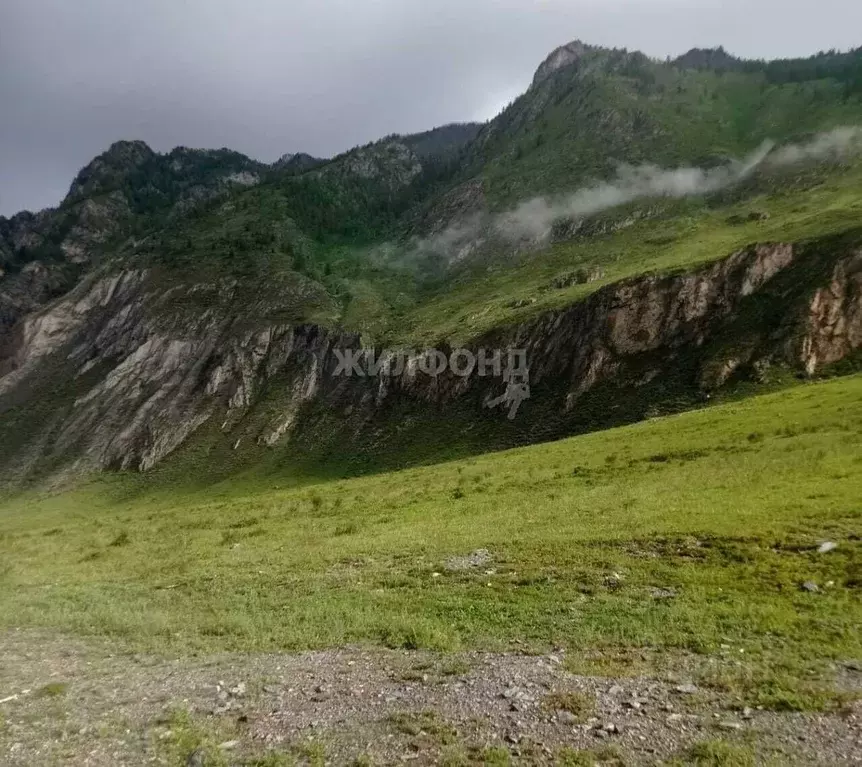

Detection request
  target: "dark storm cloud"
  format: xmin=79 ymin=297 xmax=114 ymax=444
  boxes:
xmin=2 ymin=0 xmax=860 ymax=214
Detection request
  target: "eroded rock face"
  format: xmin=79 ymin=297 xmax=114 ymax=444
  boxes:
xmin=532 ymin=41 xmax=593 ymax=85
xmin=1 ymin=241 xmax=860 ymax=479
xmin=314 ymin=140 xmax=422 ymax=190
xmin=0 ymin=182 xmax=137 ymax=346
xmin=359 ymin=242 xmax=833 ymax=411
xmin=0 ymin=268 xmax=352 ymax=474
xmin=0 ymin=262 xmax=78 ymax=346
xmin=799 ymin=252 xmax=862 ymax=373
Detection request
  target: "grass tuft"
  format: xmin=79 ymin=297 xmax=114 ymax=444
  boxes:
xmin=543 ymin=691 xmax=596 ymax=722
xmin=35 ymin=682 xmax=69 ymax=698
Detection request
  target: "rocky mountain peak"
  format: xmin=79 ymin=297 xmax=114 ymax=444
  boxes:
xmin=105 ymin=139 xmax=153 ymax=158
xmin=273 ymin=152 xmax=324 ymax=173
xmin=64 ymin=140 xmax=155 ymax=205
xmin=532 ymin=40 xmax=594 ymax=86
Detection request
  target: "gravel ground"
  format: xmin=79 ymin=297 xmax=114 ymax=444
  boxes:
xmin=1 ymin=629 xmax=860 ymax=765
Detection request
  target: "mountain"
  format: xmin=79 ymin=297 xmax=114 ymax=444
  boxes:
xmin=272 ymin=152 xmax=326 ymax=174
xmin=1 ymin=42 xmax=862 ymax=486
xmin=672 ymin=45 xmax=743 ymax=72
xmin=469 ymin=42 xmax=862 ymax=206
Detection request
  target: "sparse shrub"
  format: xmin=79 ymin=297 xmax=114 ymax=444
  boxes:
xmin=248 ymin=753 xmax=297 ymax=767
xmin=296 ymin=740 xmax=326 ymax=766
xmin=397 ymin=669 xmax=429 ymax=683
xmin=477 ymin=746 xmax=511 ymax=766
xmin=438 ymin=658 xmax=472 ymax=677
xmin=674 ymin=449 xmax=710 ymax=462
xmin=683 ymin=740 xmax=755 ymax=766
xmin=388 ymin=710 xmax=458 ymax=744
xmin=110 ymin=530 xmax=130 ymax=547
xmin=556 ymin=746 xmax=625 ymax=766
xmin=379 ymin=620 xmax=456 ymax=651
xmin=555 ymin=748 xmax=595 ymax=767
xmin=543 ymin=690 xmax=596 ymax=722
xmin=647 ymin=449 xmax=709 ymax=463
xmin=749 ymin=677 xmax=857 ymax=712
xmin=565 ymin=648 xmax=649 ymax=677
xmin=36 ymin=682 xmax=69 ymax=698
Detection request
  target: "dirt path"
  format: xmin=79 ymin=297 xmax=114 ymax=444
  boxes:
xmin=1 ymin=630 xmax=860 ymax=765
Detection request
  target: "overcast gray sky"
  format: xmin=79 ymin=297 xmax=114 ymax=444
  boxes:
xmin=1 ymin=0 xmax=860 ymax=215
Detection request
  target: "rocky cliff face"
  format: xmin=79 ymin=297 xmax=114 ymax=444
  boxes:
xmin=799 ymin=254 xmax=862 ymax=372
xmin=0 ymin=192 xmax=131 ymax=346
xmin=364 ymin=240 xmax=861 ymax=410
xmin=1 ymin=235 xmax=859 ymax=481
xmin=312 ymin=140 xmax=423 ymax=190
xmin=0 ymin=141 xmax=274 ymax=356
xmin=532 ymin=41 xmax=594 ymax=86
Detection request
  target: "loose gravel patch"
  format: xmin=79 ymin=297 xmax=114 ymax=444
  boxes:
xmin=0 ymin=630 xmax=860 ymax=765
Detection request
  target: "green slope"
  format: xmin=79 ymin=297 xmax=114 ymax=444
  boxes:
xmin=2 ymin=43 xmax=862 ymax=725
xmin=1 ymin=375 xmax=859 ymax=710
xmin=396 ymin=162 xmax=862 ymax=345
xmin=472 ymin=45 xmax=862 ymax=206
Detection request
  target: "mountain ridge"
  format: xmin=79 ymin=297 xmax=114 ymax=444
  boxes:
xmin=2 ymin=39 xmax=862 ymax=485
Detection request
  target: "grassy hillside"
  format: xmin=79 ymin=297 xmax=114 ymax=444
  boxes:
xmin=124 ymin=155 xmax=862 ymax=349
xmin=2 ymin=375 xmax=859 ymax=710
xmin=473 ymin=46 xmax=862 ymax=206
xmin=388 ymin=161 xmax=862 ymax=345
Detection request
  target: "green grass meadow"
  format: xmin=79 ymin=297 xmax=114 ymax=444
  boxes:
xmin=1 ymin=375 xmax=860 ymax=709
